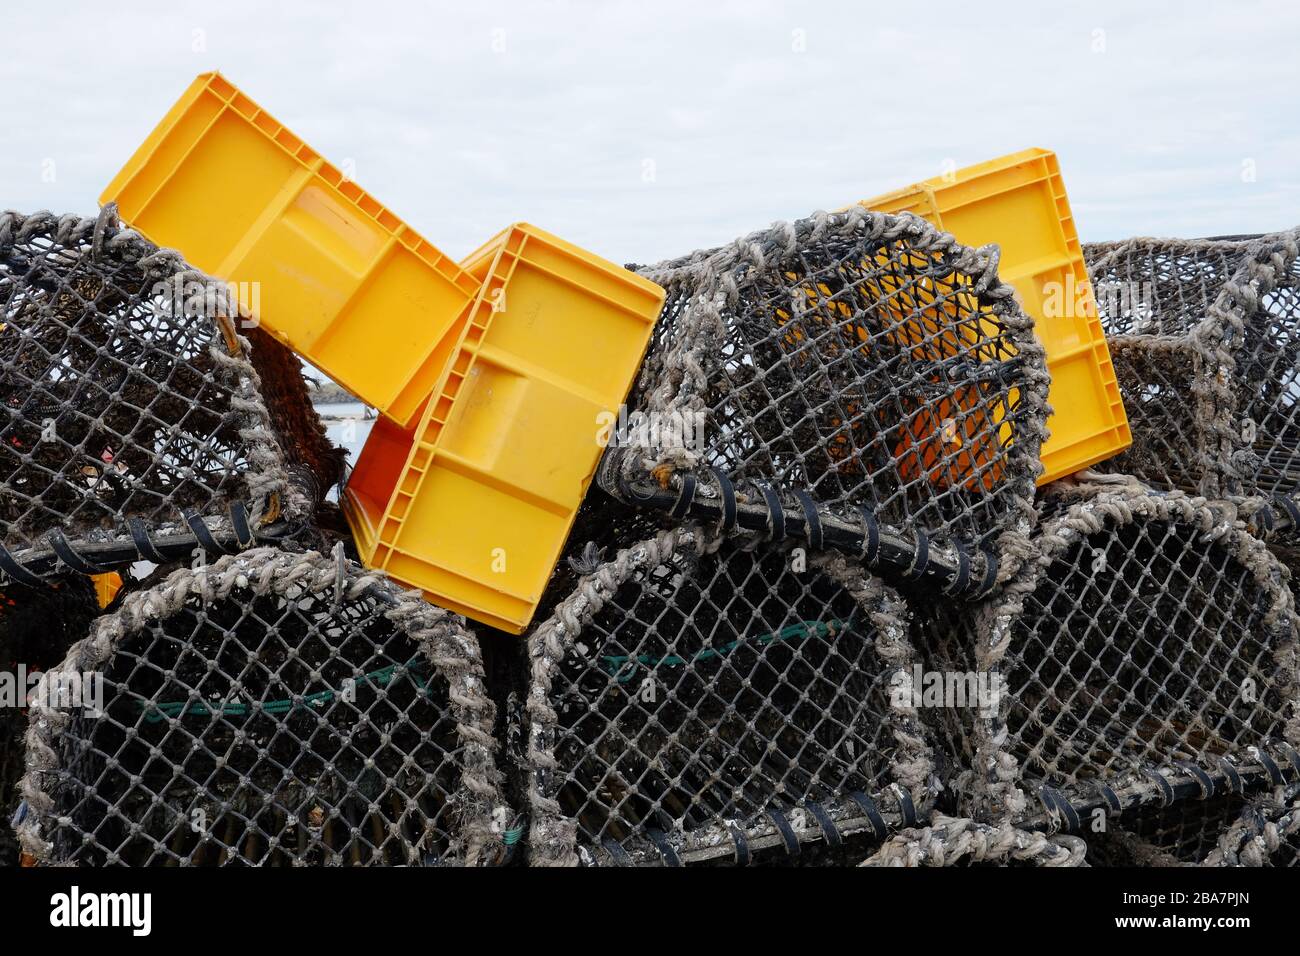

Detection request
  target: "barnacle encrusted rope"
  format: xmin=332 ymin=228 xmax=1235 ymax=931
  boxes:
xmin=620 ymin=206 xmax=1050 ymax=573
xmin=0 ymin=205 xmax=299 ymax=556
xmin=859 ymin=814 xmax=1087 ymax=867
xmin=1204 ymin=785 xmax=1300 ymax=867
xmin=526 ymin=524 xmax=936 ymax=866
xmin=17 ymin=547 xmax=507 ymax=866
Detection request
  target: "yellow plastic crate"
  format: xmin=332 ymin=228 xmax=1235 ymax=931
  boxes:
xmin=861 ymin=148 xmax=1130 ymax=484
xmin=101 ymin=73 xmax=480 ymax=427
xmin=342 ymin=223 xmax=665 ymax=633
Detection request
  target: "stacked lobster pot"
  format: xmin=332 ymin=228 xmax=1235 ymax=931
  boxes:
xmin=1 ymin=209 xmax=513 ymax=867
xmin=522 ymin=206 xmax=1054 ymax=865
xmin=918 ymin=474 xmax=1299 ymax=864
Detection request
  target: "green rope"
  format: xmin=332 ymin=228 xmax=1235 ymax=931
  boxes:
xmin=601 ymin=619 xmax=846 ymax=683
xmin=138 ymin=657 xmax=431 ymax=723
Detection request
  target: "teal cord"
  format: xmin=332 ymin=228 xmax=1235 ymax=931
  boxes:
xmin=138 ymin=657 xmax=431 ymax=723
xmin=601 ymin=620 xmax=845 ymax=683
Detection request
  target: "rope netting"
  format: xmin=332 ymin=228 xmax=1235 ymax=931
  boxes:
xmin=17 ymin=547 xmax=508 ymax=866
xmin=858 ymin=814 xmax=1087 ymax=867
xmin=923 ymin=477 xmax=1299 ymax=826
xmin=0 ymin=208 xmax=299 ymax=567
xmin=1084 ymin=229 xmax=1300 ymax=499
xmin=610 ymin=207 xmax=1049 ymax=565
xmin=1204 ymin=783 xmax=1300 ymax=867
xmin=525 ymin=526 xmax=936 ymax=866
xmin=0 ymin=576 xmax=99 ymax=865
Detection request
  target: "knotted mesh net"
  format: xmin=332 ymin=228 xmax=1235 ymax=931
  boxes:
xmin=610 ymin=207 xmax=1049 ymax=562
xmin=0 ymin=576 xmax=99 ymax=865
xmin=1084 ymin=229 xmax=1300 ymax=499
xmin=858 ymin=814 xmax=1087 ymax=867
xmin=921 ymin=478 xmax=1299 ymax=826
xmin=525 ymin=525 xmax=936 ymax=866
xmin=0 ymin=208 xmax=294 ymax=564
xmin=17 ymin=548 xmax=508 ymax=866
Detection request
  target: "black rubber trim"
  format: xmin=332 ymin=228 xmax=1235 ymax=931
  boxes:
xmin=903 ymin=529 xmax=930 ymax=582
xmin=710 ymin=468 xmax=737 ymax=533
xmin=805 ymin=801 xmax=842 ymax=849
xmin=1279 ymin=742 xmax=1300 ymax=778
xmin=229 ymin=501 xmax=255 ymax=550
xmin=669 ymin=473 xmax=697 ymax=521
xmin=767 ymin=808 xmax=800 ymax=858
xmin=860 ymin=508 xmax=879 ymax=564
xmin=184 ymin=508 xmax=230 ymax=557
xmin=848 ymin=791 xmax=887 ymax=839
xmin=892 ymin=785 xmax=918 ymax=828
xmin=1039 ymin=786 xmax=1080 ymax=833
xmin=759 ymin=485 xmax=785 ymax=541
xmin=727 ymin=823 xmax=751 ymax=866
xmin=1217 ymin=758 xmax=1244 ymax=795
xmin=1275 ymin=493 xmax=1300 ymax=529
xmin=944 ymin=538 xmax=971 ymax=595
xmin=128 ymin=517 xmax=169 ymax=565
xmin=47 ymin=529 xmax=108 ymax=575
xmin=977 ymin=547 xmax=999 ymax=597
xmin=600 ymin=837 xmax=633 ymax=867
xmin=1174 ymin=760 xmax=1216 ymax=799
xmin=1253 ymin=749 xmax=1284 ymax=785
xmin=0 ymin=542 xmax=47 ymax=587
xmin=645 ymin=828 xmax=682 ymax=867
xmin=1092 ymin=781 xmax=1122 ymax=815
xmin=1143 ymin=768 xmax=1175 ymax=807
xmin=793 ymin=489 xmax=823 ymax=551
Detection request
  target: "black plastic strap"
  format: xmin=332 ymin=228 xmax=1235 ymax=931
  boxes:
xmin=710 ymin=468 xmax=737 ymax=533
xmin=1217 ymin=757 xmax=1243 ymax=795
xmin=645 ymin=828 xmax=682 ymax=867
xmin=944 ymin=538 xmax=971 ymax=595
xmin=1279 ymin=742 xmax=1300 ymax=779
xmin=1275 ymin=493 xmax=1300 ymax=530
xmin=47 ymin=529 xmax=108 ymax=575
xmin=1091 ymin=781 xmax=1122 ymax=815
xmin=766 ymin=808 xmax=800 ymax=857
xmin=229 ymin=501 xmax=255 ymax=550
xmin=976 ymin=547 xmax=999 ymax=597
xmin=804 ymin=801 xmax=842 ymax=849
xmin=184 ymin=508 xmax=231 ymax=557
xmin=600 ymin=837 xmax=633 ymax=867
xmin=903 ymin=529 xmax=930 ymax=582
xmin=860 ymin=508 xmax=879 ymax=564
xmin=1039 ymin=786 xmax=1080 ymax=833
xmin=1256 ymin=503 xmax=1275 ymax=535
xmin=1253 ymin=747 xmax=1284 ymax=787
xmin=128 ymin=517 xmax=169 ymax=565
xmin=727 ymin=823 xmax=751 ymax=866
xmin=1174 ymin=760 xmax=1216 ymax=799
xmin=0 ymin=542 xmax=46 ymax=587
xmin=1143 ymin=767 xmax=1175 ymax=807
xmin=759 ymin=485 xmax=785 ymax=541
xmin=892 ymin=784 xmax=918 ymax=829
xmin=792 ymin=489 xmax=823 ymax=551
xmin=848 ymin=791 xmax=888 ymax=839
xmin=669 ymin=473 xmax=697 ymax=521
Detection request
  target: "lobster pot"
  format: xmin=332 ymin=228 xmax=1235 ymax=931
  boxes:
xmin=0 ymin=576 xmax=99 ymax=865
xmin=858 ymin=815 xmax=1086 ymax=867
xmin=941 ymin=481 xmax=1300 ymax=825
xmin=609 ymin=207 xmax=1049 ymax=555
xmin=525 ymin=527 xmax=937 ymax=866
xmin=0 ymin=208 xmax=295 ymax=559
xmin=1084 ymin=230 xmax=1300 ymax=498
xmin=16 ymin=548 xmax=507 ymax=866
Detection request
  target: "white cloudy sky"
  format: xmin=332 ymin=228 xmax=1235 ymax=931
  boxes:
xmin=1 ymin=0 xmax=1296 ymax=266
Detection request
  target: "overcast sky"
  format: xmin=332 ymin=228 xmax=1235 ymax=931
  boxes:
xmin=2 ymin=1 xmax=1296 ymax=266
